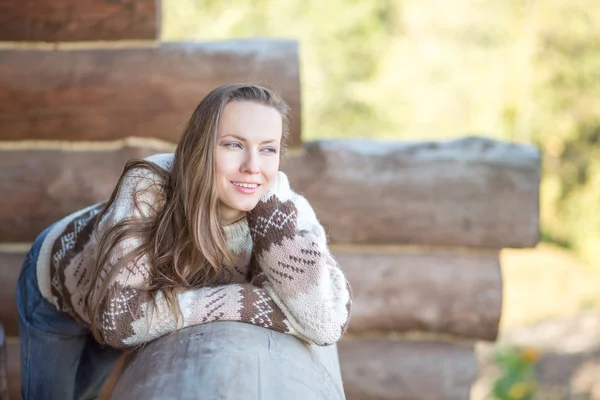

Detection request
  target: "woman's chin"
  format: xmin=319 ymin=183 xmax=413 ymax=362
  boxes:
xmin=221 ymin=192 xmax=265 ymax=213
xmin=229 ymin=200 xmax=259 ymax=213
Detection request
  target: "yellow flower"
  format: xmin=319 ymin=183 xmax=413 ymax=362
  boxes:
xmin=507 ymin=381 xmax=534 ymax=399
xmin=519 ymin=347 xmax=541 ymax=364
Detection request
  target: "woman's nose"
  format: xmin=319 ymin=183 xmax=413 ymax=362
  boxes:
xmin=241 ymin=151 xmax=259 ymax=174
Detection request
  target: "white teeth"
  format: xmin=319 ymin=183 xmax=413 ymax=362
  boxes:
xmin=234 ymin=183 xmax=258 ymax=188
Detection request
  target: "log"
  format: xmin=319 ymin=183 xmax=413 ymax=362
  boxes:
xmin=0 ymin=144 xmax=171 ymax=243
xmin=0 ymin=0 xmax=159 ymax=41
xmin=2 ymin=336 xmax=479 ymax=400
xmin=339 ymin=338 xmax=477 ymax=400
xmin=110 ymin=322 xmax=346 ymax=400
xmin=0 ymin=137 xmax=539 ymax=247
xmin=1 ymin=248 xmax=501 ymax=339
xmin=338 ymin=249 xmax=502 ymax=341
xmin=0 ymin=251 xmax=22 ymax=336
xmin=0 ymin=40 xmax=302 ymax=146
xmin=283 ymin=136 xmax=540 ymax=248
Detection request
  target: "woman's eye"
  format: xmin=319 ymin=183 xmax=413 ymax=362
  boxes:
xmin=226 ymin=142 xmax=242 ymax=149
xmin=262 ymin=147 xmax=277 ymax=154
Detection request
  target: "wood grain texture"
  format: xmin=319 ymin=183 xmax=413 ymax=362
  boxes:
xmin=283 ymin=136 xmax=541 ymax=248
xmin=110 ymin=322 xmax=345 ymax=399
xmin=339 ymin=338 xmax=477 ymax=400
xmin=0 ymin=248 xmax=502 ymax=339
xmin=0 ymin=137 xmax=538 ymax=245
xmin=0 ymin=252 xmax=22 ymax=336
xmin=0 ymin=40 xmax=302 ymax=146
xmin=3 ymin=335 xmax=478 ymax=400
xmin=0 ymin=145 xmax=168 ymax=242
xmin=339 ymin=250 xmax=502 ymax=341
xmin=0 ymin=0 xmax=158 ymax=41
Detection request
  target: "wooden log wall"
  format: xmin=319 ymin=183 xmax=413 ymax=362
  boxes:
xmin=0 ymin=139 xmax=540 ymax=399
xmin=0 ymin=0 xmax=160 ymax=41
xmin=0 ymin=1 xmax=302 ymax=397
xmin=0 ymin=0 xmax=541 ymax=398
xmin=0 ymin=42 xmax=301 ymax=145
xmin=0 ymin=42 xmax=302 ymax=146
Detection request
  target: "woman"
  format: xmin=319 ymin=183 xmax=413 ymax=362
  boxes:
xmin=16 ymin=83 xmax=352 ymax=399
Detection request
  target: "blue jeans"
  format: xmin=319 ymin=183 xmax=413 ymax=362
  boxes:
xmin=16 ymin=226 xmax=122 ymax=400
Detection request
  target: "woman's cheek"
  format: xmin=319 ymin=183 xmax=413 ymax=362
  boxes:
xmin=266 ymin=170 xmax=281 ymax=193
xmin=265 ymin=177 xmax=275 ymax=193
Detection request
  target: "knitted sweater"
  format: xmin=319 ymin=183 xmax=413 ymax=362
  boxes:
xmin=36 ymin=153 xmax=352 ymax=349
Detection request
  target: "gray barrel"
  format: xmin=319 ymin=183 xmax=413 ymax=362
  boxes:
xmin=110 ymin=322 xmax=346 ymax=400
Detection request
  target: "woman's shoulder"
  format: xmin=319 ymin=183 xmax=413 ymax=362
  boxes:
xmin=113 ymin=153 xmax=174 ymax=211
xmin=121 ymin=153 xmax=174 ymax=186
xmin=144 ymin=153 xmax=175 ymax=172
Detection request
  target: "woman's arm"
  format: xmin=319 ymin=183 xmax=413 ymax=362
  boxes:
xmin=246 ymin=172 xmax=353 ymax=346
xmin=99 ymin=279 xmax=301 ymax=349
xmin=93 ymin=166 xmax=302 ymax=349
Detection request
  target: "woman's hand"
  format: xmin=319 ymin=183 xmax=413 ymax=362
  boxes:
xmin=246 ymin=172 xmax=298 ymax=256
xmin=245 ymin=172 xmax=352 ymax=346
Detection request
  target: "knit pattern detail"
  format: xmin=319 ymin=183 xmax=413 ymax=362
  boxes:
xmin=246 ymin=172 xmax=352 ymax=346
xmin=100 ymin=282 xmax=149 ymax=345
xmin=49 ymin=203 xmax=105 ymax=324
xmin=246 ymin=196 xmax=297 ymax=255
xmin=38 ymin=154 xmax=351 ymax=349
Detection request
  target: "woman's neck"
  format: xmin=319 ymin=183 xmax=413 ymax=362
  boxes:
xmin=220 ymin=210 xmax=247 ymax=226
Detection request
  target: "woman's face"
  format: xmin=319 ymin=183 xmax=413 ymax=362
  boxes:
xmin=215 ymin=101 xmax=283 ymax=225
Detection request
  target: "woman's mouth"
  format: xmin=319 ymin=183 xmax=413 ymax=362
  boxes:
xmin=231 ymin=181 xmax=261 ymax=194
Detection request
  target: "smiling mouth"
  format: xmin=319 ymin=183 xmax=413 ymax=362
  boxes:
xmin=231 ymin=181 xmax=261 ymax=194
xmin=231 ymin=182 xmax=260 ymax=189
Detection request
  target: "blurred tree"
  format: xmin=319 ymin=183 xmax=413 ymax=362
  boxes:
xmin=164 ymin=0 xmax=600 ymax=266
xmin=164 ymin=0 xmax=397 ymax=139
xmin=532 ymin=0 xmax=600 ymax=265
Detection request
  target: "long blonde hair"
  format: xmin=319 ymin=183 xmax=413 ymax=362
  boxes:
xmin=86 ymin=84 xmax=291 ymax=344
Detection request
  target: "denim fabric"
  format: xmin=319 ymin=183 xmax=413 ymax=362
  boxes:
xmin=16 ymin=226 xmax=122 ymax=400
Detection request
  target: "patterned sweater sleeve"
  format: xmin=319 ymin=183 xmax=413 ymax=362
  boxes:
xmin=95 ymin=166 xmax=304 ymax=349
xmin=246 ymin=172 xmax=353 ymax=346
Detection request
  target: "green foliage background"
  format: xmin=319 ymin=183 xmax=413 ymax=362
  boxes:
xmin=164 ymin=0 xmax=600 ymax=267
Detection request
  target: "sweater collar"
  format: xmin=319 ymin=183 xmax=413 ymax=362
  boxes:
xmin=223 ymin=217 xmax=250 ymax=242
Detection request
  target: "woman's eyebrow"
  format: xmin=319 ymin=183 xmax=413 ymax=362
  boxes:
xmin=220 ymin=134 xmax=246 ymax=141
xmin=221 ymin=134 xmax=278 ymax=145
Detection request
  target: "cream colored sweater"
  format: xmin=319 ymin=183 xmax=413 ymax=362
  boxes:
xmin=36 ymin=153 xmax=352 ymax=349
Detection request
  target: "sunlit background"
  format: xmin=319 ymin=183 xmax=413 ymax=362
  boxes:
xmin=163 ymin=0 xmax=600 ymax=397
xmin=165 ymin=0 xmax=599 ymax=264
xmin=163 ymin=0 xmax=600 ymax=320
